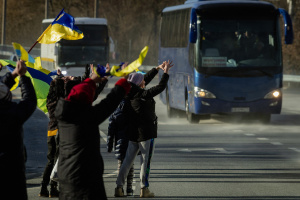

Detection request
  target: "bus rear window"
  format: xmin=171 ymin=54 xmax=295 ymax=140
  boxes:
xmin=59 ymin=25 xmax=108 ymax=45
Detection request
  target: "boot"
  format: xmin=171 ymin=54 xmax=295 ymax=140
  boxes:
xmin=114 ymin=187 xmax=125 ymax=197
xmin=39 ymin=183 xmax=49 ymax=197
xmin=140 ymin=187 xmax=154 ymax=198
xmin=126 ymin=187 xmax=134 ymax=196
xmin=49 ymin=182 xmax=59 ymax=198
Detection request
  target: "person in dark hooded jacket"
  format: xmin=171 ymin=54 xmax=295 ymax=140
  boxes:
xmin=39 ymin=64 xmax=107 ymax=197
xmin=0 ymin=60 xmax=37 ymax=200
xmin=39 ymin=76 xmax=65 ymax=198
xmin=55 ymin=66 xmax=131 ymax=200
xmin=115 ymin=60 xmax=173 ymax=198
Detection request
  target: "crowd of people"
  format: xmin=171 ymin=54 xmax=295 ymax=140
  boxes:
xmin=0 ymin=58 xmax=173 ymax=200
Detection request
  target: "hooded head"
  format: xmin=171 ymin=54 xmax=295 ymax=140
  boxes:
xmin=127 ymin=73 xmax=144 ymax=86
xmin=0 ymin=82 xmax=12 ymax=103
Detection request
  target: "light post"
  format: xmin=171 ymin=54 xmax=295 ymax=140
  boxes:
xmin=1 ymin=0 xmax=6 ymax=45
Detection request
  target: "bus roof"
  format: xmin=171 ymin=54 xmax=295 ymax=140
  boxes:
xmin=42 ymin=17 xmax=107 ymax=25
xmin=162 ymin=0 xmax=274 ymax=13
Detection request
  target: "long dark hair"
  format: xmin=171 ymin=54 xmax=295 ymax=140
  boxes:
xmin=47 ymin=78 xmax=65 ymax=104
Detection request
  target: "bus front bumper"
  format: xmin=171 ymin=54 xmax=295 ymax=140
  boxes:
xmin=194 ymin=98 xmax=282 ymax=114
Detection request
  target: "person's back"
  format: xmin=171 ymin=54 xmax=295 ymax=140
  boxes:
xmin=55 ymin=71 xmax=131 ymax=200
xmin=0 ymin=61 xmax=37 ymax=200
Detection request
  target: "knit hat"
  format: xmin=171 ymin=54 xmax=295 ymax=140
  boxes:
xmin=0 ymin=82 xmax=12 ymax=102
xmin=94 ymin=64 xmax=110 ymax=77
xmin=66 ymin=78 xmax=96 ymax=105
xmin=127 ymin=73 xmax=144 ymax=86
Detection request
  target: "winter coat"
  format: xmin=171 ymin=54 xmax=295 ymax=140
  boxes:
xmin=55 ymin=79 xmax=126 ymax=200
xmin=47 ymin=78 xmax=107 ymax=132
xmin=129 ymin=68 xmax=169 ymax=142
xmin=0 ymin=73 xmax=37 ymax=200
xmin=47 ymin=78 xmax=65 ymax=132
xmin=107 ymin=98 xmax=132 ymax=160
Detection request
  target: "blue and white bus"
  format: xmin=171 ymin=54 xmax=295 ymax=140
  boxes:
xmin=158 ymin=0 xmax=293 ymax=123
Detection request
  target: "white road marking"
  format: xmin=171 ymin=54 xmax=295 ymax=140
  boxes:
xmin=177 ymin=148 xmax=239 ymax=154
xmin=103 ymin=170 xmax=118 ymax=178
xmin=257 ymin=137 xmax=269 ymax=141
xmin=289 ymin=148 xmax=300 ymax=153
xmin=100 ymin=130 xmax=107 ymax=142
xmin=271 ymin=142 xmax=283 ymax=145
xmin=245 ymin=133 xmax=255 ymax=136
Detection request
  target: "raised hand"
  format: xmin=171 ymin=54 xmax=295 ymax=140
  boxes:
xmin=163 ymin=60 xmax=174 ymax=74
xmin=17 ymin=60 xmax=27 ymax=76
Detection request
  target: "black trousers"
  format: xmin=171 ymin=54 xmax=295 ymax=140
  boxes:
xmin=41 ymin=135 xmax=59 ymax=186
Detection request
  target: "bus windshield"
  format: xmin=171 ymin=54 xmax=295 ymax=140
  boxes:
xmin=57 ymin=25 xmax=109 ymax=66
xmin=198 ymin=19 xmax=281 ymax=74
xmin=58 ymin=45 xmax=107 ymax=66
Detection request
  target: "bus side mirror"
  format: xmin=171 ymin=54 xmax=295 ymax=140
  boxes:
xmin=278 ymin=8 xmax=293 ymax=44
xmin=189 ymin=8 xmax=197 ymax=43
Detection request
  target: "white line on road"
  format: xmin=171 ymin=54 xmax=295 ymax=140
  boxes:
xmin=270 ymin=142 xmax=283 ymax=145
xmin=288 ymin=148 xmax=300 ymax=153
xmin=257 ymin=137 xmax=269 ymax=141
xmin=103 ymin=170 xmax=118 ymax=178
xmin=177 ymin=148 xmax=239 ymax=154
xmin=100 ymin=130 xmax=107 ymax=142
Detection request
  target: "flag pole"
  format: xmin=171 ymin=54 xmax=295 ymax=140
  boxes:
xmin=27 ymin=41 xmax=38 ymax=53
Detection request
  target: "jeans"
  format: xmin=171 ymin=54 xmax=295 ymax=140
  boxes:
xmin=116 ymin=138 xmax=155 ymax=188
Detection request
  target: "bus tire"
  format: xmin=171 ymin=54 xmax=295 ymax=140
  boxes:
xmin=166 ymin=89 xmax=177 ymax=118
xmin=185 ymin=98 xmax=200 ymax=124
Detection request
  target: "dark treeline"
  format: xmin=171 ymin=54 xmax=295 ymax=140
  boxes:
xmin=0 ymin=0 xmax=299 ymax=73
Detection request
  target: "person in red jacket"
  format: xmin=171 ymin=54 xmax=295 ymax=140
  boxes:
xmin=55 ymin=66 xmax=131 ymax=200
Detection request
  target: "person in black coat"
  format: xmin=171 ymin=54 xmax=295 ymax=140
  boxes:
xmin=39 ymin=65 xmax=107 ymax=197
xmin=115 ymin=60 xmax=174 ymax=198
xmin=39 ymin=77 xmax=65 ymax=198
xmin=55 ymin=68 xmax=131 ymax=200
xmin=0 ymin=60 xmax=37 ymax=200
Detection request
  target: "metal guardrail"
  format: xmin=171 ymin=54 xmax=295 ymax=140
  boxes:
xmin=283 ymin=74 xmax=300 ymax=82
xmin=0 ymin=44 xmax=40 ymax=60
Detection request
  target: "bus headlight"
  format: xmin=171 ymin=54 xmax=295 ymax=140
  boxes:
xmin=194 ymin=87 xmax=216 ymax=98
xmin=264 ymin=89 xmax=281 ymax=99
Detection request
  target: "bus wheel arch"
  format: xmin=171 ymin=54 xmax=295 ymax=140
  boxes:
xmin=185 ymin=92 xmax=200 ymax=124
xmin=166 ymin=87 xmax=177 ymax=118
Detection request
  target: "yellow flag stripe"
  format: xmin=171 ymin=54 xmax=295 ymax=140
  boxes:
xmin=110 ymin=46 xmax=148 ymax=77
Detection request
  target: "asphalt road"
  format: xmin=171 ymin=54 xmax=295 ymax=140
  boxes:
xmin=1 ymin=70 xmax=299 ymax=200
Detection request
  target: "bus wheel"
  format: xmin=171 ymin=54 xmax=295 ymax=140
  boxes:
xmin=185 ymin=99 xmax=200 ymax=124
xmin=166 ymin=90 xmax=177 ymax=118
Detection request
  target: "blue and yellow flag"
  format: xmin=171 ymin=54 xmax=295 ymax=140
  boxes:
xmin=37 ymin=9 xmax=84 ymax=44
xmin=0 ymin=59 xmax=52 ymax=114
xmin=12 ymin=43 xmax=48 ymax=72
xmin=110 ymin=46 xmax=148 ymax=77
